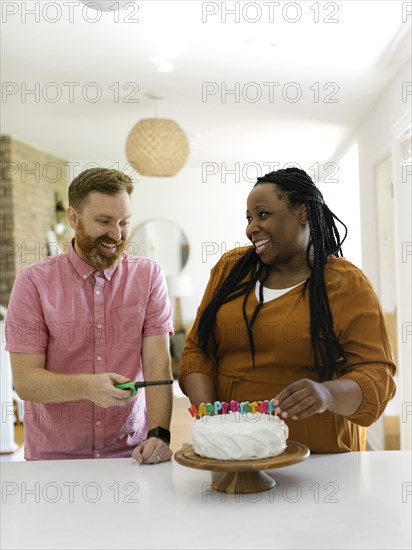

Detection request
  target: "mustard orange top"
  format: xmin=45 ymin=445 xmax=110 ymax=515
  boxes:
xmin=179 ymin=247 xmax=397 ymax=453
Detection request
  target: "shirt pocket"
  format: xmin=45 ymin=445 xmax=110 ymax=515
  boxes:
xmin=110 ymin=304 xmax=146 ymax=351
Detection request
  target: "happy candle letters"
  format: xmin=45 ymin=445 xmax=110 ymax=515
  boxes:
xmin=188 ymin=400 xmax=275 ymax=418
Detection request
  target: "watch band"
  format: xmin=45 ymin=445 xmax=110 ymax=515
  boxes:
xmin=147 ymin=426 xmax=171 ymax=445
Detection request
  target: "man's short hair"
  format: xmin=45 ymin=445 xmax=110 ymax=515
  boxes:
xmin=68 ymin=168 xmax=134 ymax=211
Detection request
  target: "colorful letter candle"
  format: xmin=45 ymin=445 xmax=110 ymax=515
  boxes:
xmin=221 ymin=402 xmax=230 ymax=414
xmin=192 ymin=399 xmax=279 ymax=417
xmin=255 ymin=401 xmax=263 ymax=413
xmin=188 ymin=404 xmax=198 ymax=418
xmin=239 ymin=401 xmax=249 ymax=414
xmin=230 ymin=400 xmax=240 ymax=413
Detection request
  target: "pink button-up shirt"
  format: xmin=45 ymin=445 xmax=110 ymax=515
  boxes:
xmin=5 ymin=244 xmax=173 ymax=460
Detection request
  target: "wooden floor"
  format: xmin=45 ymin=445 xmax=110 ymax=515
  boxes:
xmin=170 ymin=392 xmax=193 ymax=453
xmin=384 ymin=416 xmax=401 ymax=450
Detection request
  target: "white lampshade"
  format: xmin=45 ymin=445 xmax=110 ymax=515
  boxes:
xmin=167 ymin=274 xmax=193 ymax=298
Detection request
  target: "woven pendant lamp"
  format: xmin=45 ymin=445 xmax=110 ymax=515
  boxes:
xmin=126 ymin=118 xmax=189 ymax=177
xmin=126 ymin=93 xmax=189 ymax=177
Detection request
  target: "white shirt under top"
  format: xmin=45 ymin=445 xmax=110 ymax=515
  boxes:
xmin=255 ymin=280 xmax=304 ymax=303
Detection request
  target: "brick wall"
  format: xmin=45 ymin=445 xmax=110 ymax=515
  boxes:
xmin=0 ymin=136 xmax=15 ymax=307
xmin=0 ymin=135 xmax=71 ymax=307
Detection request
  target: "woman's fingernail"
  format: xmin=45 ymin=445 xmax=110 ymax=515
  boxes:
xmin=272 ymin=399 xmax=279 ymax=405
xmin=275 ymin=406 xmax=282 ymax=415
xmin=281 ymin=411 xmax=288 ymax=419
xmin=292 ymin=416 xmax=298 ymax=420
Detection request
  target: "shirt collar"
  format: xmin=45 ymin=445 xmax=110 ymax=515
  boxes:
xmin=65 ymin=239 xmax=118 ymax=282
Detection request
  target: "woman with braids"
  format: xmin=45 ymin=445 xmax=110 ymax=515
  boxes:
xmin=178 ymin=167 xmax=396 ymax=452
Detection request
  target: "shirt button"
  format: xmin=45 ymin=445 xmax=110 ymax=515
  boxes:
xmin=95 ymin=452 xmax=101 ymax=458
xmin=83 ymin=275 xmax=87 ymax=280
xmin=107 ymin=277 xmax=111 ymax=281
xmin=96 ymin=290 xmax=101 ymax=295
xmin=96 ymin=420 xmax=101 ymax=426
xmin=96 ymin=356 xmax=102 ymax=361
xmin=97 ymin=323 xmax=102 ymax=329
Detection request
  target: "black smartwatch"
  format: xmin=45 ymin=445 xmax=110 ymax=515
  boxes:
xmin=147 ymin=426 xmax=171 ymax=445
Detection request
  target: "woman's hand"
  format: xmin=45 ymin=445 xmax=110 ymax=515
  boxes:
xmin=273 ymin=378 xmax=333 ymax=420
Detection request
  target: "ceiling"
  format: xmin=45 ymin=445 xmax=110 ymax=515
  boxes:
xmin=1 ymin=0 xmax=411 ymax=172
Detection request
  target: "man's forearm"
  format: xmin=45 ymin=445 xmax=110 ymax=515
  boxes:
xmin=145 ymin=385 xmax=173 ymax=431
xmin=13 ymin=366 xmax=89 ymax=404
xmin=141 ymin=334 xmax=174 ymax=432
xmin=10 ymin=353 xmax=131 ymax=408
xmin=143 ymin=357 xmax=173 ymax=430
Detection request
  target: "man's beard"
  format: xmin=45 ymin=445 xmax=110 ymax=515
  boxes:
xmin=75 ymin=221 xmax=128 ymax=269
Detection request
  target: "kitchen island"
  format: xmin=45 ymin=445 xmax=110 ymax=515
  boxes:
xmin=1 ymin=450 xmax=411 ymax=549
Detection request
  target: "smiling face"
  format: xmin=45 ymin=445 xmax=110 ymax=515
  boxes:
xmin=246 ymin=183 xmax=310 ymax=273
xmin=68 ymin=190 xmax=132 ymax=269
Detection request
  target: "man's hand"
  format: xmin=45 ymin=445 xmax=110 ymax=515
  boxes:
xmin=132 ymin=437 xmax=173 ymax=464
xmin=82 ymin=373 xmax=133 ymax=408
xmin=273 ymin=378 xmax=332 ymax=420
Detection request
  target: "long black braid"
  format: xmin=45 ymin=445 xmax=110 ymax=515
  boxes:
xmin=197 ymin=167 xmax=348 ymax=381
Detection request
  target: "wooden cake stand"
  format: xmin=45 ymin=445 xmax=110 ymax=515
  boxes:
xmin=174 ymin=441 xmax=310 ymax=494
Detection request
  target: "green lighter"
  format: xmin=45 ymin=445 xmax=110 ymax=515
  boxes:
xmin=115 ymin=379 xmax=173 ymax=398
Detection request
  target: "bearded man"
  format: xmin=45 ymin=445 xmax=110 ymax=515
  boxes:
xmin=5 ymin=168 xmax=174 ymax=463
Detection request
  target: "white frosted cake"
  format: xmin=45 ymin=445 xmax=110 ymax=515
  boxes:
xmin=192 ymin=413 xmax=288 ymax=461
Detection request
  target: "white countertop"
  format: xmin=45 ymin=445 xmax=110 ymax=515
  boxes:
xmin=1 ymin=451 xmax=411 ymax=550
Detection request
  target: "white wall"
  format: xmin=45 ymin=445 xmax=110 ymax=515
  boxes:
xmin=392 ymin=112 xmax=412 ymax=450
xmin=133 ymin=167 xmax=255 ymax=323
xmin=319 ymin=142 xmax=362 ymax=269
xmin=349 ymin=60 xmax=410 ymax=287
xmin=333 ymin=58 xmax=411 ymax=450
